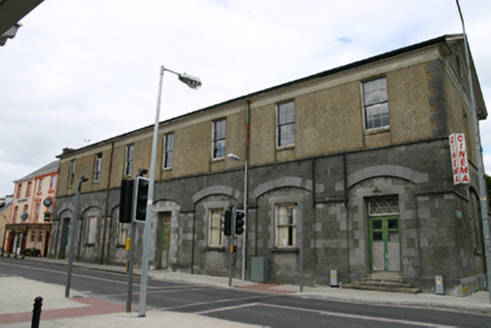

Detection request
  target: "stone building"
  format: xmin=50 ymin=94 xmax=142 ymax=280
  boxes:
xmin=49 ymin=34 xmax=488 ymax=296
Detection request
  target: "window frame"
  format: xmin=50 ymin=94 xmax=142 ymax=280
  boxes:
xmin=87 ymin=216 xmax=98 ymax=245
xmin=117 ymin=222 xmax=129 ymax=246
xmin=212 ymin=119 xmax=226 ymax=160
xmin=163 ymin=133 xmax=175 ymax=169
xmin=12 ymin=206 xmax=18 ymax=223
xmin=93 ymin=153 xmax=102 ymax=182
xmin=276 ymin=101 xmax=295 ymax=148
xmin=125 ymin=144 xmax=134 ymax=176
xmin=16 ymin=183 xmax=22 ymax=199
xmin=68 ymin=159 xmax=76 ymax=188
xmin=362 ymin=77 xmax=390 ymax=131
xmin=23 ymin=204 xmax=29 ymax=218
xmin=275 ymin=203 xmax=297 ymax=248
xmin=49 ymin=175 xmax=56 ymax=192
xmin=37 ymin=178 xmax=43 ymax=194
xmin=34 ymin=203 xmax=40 ymax=222
xmin=208 ymin=208 xmax=225 ymax=247
xmin=26 ymin=181 xmax=32 ymax=197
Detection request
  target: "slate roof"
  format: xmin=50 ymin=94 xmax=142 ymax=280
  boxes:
xmin=14 ymin=160 xmax=59 ymax=183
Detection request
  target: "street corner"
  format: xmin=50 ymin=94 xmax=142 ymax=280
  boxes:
xmin=0 ymin=276 xmax=86 ymax=315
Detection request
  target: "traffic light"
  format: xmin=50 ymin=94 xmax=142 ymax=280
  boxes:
xmin=119 ymin=179 xmax=134 ymax=223
xmin=222 ymin=208 xmax=232 ymax=236
xmin=134 ymin=177 xmax=149 ymax=222
xmin=235 ymin=210 xmax=245 ymax=236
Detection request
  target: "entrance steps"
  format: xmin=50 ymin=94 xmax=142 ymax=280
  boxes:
xmin=343 ymin=271 xmax=421 ymax=294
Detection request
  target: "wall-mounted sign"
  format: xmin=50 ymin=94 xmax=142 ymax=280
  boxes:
xmin=449 ymin=133 xmax=470 ymax=185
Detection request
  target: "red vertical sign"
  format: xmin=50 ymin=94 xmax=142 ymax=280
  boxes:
xmin=449 ymin=133 xmax=470 ymax=185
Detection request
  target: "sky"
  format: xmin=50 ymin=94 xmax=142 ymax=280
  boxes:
xmin=1 ymin=0 xmax=490 ymax=197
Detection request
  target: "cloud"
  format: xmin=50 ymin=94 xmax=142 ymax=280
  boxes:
xmin=1 ymin=0 xmax=491 ymax=197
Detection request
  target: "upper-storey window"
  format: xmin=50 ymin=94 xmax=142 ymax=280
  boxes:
xmin=26 ymin=181 xmax=32 ymax=197
xmin=37 ymin=178 xmax=44 ymax=193
xmin=12 ymin=206 xmax=18 ymax=223
xmin=68 ymin=159 xmax=76 ymax=188
xmin=363 ymin=77 xmax=389 ymax=130
xmin=213 ymin=119 xmax=226 ymax=159
xmin=49 ymin=175 xmax=56 ymax=192
xmin=94 ymin=153 xmax=102 ymax=182
xmin=125 ymin=144 xmax=134 ymax=176
xmin=163 ymin=133 xmax=174 ymax=169
xmin=277 ymin=101 xmax=295 ymax=148
xmin=16 ymin=183 xmax=22 ymax=198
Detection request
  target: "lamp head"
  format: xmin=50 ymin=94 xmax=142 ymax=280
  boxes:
xmin=227 ymin=153 xmax=241 ymax=161
xmin=178 ymin=73 xmax=202 ymax=89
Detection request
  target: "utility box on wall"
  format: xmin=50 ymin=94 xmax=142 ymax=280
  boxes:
xmin=435 ymin=275 xmax=444 ymax=295
xmin=330 ymin=270 xmax=338 ymax=287
xmin=251 ymin=257 xmax=269 ymax=283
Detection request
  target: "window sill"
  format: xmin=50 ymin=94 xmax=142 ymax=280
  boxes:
xmin=211 ymin=157 xmax=225 ymax=162
xmin=364 ymin=126 xmax=390 ymax=135
xmin=272 ymin=247 xmax=298 ymax=253
xmin=276 ymin=144 xmax=295 ymax=151
xmin=205 ymin=246 xmax=225 ymax=252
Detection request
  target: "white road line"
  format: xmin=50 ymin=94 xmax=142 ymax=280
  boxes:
xmin=196 ymin=302 xmax=260 ymax=315
xmin=164 ymin=295 xmax=269 ymax=312
xmin=254 ymin=303 xmax=458 ymax=328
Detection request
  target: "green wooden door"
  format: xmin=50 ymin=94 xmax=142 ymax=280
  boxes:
xmin=369 ymin=216 xmax=400 ymax=271
xmin=156 ymin=212 xmax=172 ymax=269
xmin=368 ymin=198 xmax=401 ymax=272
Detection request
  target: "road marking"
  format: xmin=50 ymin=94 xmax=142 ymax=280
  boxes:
xmin=253 ymin=303 xmax=458 ymax=327
xmin=196 ymin=302 xmax=260 ymax=315
xmin=163 ymin=295 xmax=272 ymax=312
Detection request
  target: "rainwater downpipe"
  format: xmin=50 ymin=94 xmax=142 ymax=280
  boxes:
xmin=99 ymin=141 xmax=115 ymax=264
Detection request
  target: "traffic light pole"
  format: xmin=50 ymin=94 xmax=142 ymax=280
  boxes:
xmin=228 ymin=208 xmax=236 ymax=287
xmin=126 ymin=170 xmax=146 ymax=313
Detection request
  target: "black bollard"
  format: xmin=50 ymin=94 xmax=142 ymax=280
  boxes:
xmin=31 ymin=296 xmax=43 ymax=328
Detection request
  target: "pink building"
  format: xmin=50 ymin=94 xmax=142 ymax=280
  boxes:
xmin=4 ymin=161 xmax=59 ymax=257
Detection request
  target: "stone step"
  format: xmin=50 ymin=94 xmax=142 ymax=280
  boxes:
xmin=359 ymin=279 xmax=413 ymax=288
xmin=368 ymin=271 xmax=403 ymax=281
xmin=343 ymin=282 xmax=422 ymax=294
xmin=343 ymin=272 xmax=422 ymax=294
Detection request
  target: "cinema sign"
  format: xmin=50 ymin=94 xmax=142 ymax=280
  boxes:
xmin=449 ymin=133 xmax=470 ymax=185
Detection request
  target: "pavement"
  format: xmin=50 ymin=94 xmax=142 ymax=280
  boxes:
xmin=1 ymin=256 xmax=491 ymax=327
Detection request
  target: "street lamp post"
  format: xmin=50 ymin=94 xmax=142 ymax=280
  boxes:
xmin=227 ymin=153 xmax=248 ymax=280
xmin=65 ymin=175 xmax=88 ymax=298
xmin=138 ymin=66 xmax=201 ymax=317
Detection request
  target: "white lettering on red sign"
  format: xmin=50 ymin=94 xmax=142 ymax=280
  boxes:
xmin=449 ymin=133 xmax=470 ymax=185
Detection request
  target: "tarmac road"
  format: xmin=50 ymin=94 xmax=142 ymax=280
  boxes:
xmin=2 ymin=256 xmax=491 ymax=327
